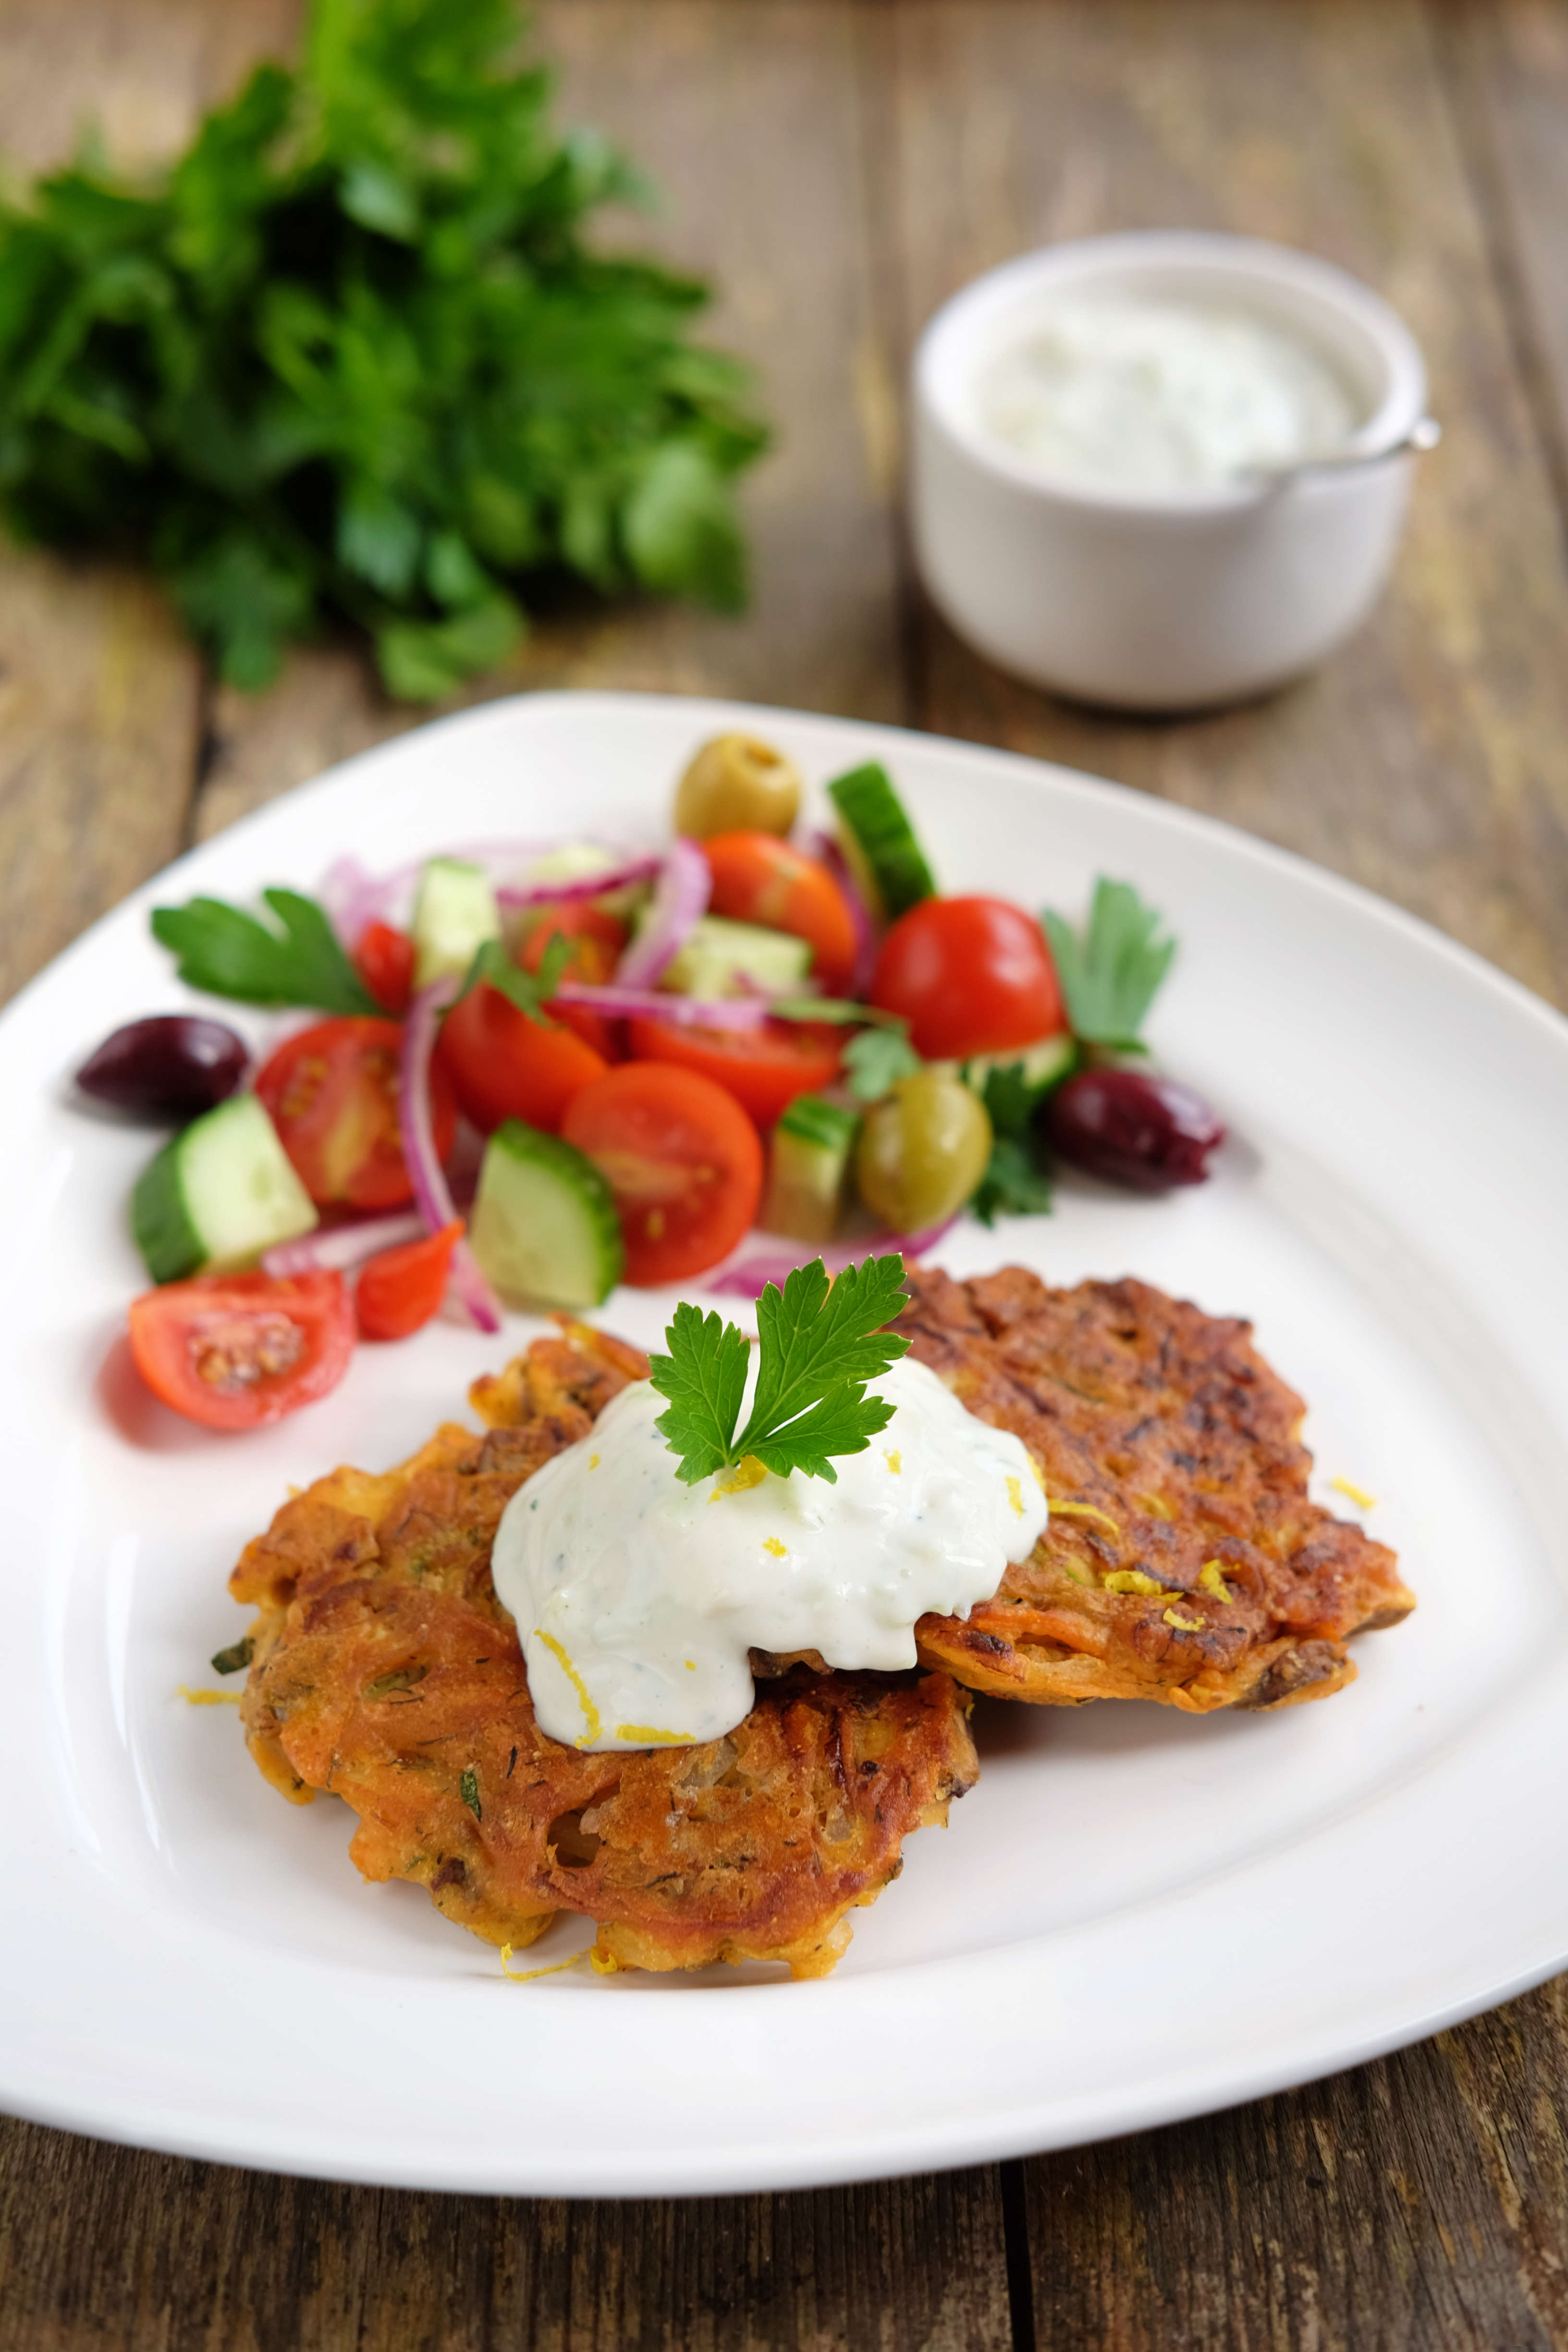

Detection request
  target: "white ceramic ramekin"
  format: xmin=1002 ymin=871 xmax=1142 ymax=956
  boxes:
xmin=910 ymin=231 xmax=1430 ymax=711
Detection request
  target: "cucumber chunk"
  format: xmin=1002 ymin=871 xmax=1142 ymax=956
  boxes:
xmin=412 ymin=857 xmax=501 ymax=989
xmin=826 ymin=762 xmax=937 ymax=921
xmin=942 ymin=1032 xmax=1077 ymax=1099
xmin=763 ymin=1094 xmax=860 ymax=1243
xmin=132 ymin=1094 xmax=318 ymax=1284
xmin=659 ymin=914 xmax=811 ymax=1000
xmin=469 ymin=1119 xmax=624 ymax=1308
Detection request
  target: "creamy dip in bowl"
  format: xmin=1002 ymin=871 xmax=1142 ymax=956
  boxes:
xmin=912 ymin=231 xmax=1430 ymax=710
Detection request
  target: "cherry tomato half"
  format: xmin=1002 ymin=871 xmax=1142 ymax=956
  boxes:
xmin=356 ymin=1220 xmax=464 ymax=1341
xmin=702 ymin=832 xmax=859 ymax=995
xmin=626 ymin=1015 xmax=842 ymax=1128
xmin=255 ymin=1017 xmax=456 ymax=1211
xmin=870 ymin=895 xmax=1067 ymax=1061
xmin=521 ymin=901 xmax=628 ymax=1059
xmin=562 ymin=1062 xmax=763 ymax=1286
xmin=438 ymin=982 xmax=608 ymax=1135
xmin=127 ymin=1270 xmax=355 ymax=1432
xmin=353 ymin=920 xmax=416 ymax=1015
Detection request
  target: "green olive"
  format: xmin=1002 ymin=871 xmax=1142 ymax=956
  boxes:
xmin=674 ymin=733 xmax=803 ymax=840
xmin=855 ymin=1070 xmax=993 ymax=1233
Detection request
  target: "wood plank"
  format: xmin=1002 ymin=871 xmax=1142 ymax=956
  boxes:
xmin=1023 ymin=1980 xmax=1568 ymax=2350
xmin=193 ymin=0 xmax=906 ymax=843
xmin=879 ymin=0 xmax=1568 ymax=1013
xmin=0 ymin=2115 xmax=1013 ymax=2352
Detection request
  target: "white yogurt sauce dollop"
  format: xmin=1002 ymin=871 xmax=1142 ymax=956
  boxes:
xmin=977 ymin=294 xmax=1358 ymax=490
xmin=490 ymin=1355 xmax=1048 ymax=1752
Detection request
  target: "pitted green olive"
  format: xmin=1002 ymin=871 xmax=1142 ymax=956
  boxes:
xmin=674 ymin=733 xmax=803 ymax=840
xmin=854 ymin=1069 xmax=992 ymax=1233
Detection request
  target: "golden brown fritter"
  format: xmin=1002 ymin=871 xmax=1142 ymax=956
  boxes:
xmin=231 ymin=1324 xmax=978 ymax=1979
xmin=897 ymin=1265 xmax=1414 ymax=1713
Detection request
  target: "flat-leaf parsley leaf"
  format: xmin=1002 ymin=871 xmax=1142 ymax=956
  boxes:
xmin=1041 ymin=879 xmax=1176 ymax=1050
xmin=151 ymin=889 xmax=380 ymax=1015
xmin=648 ymin=1255 xmax=911 ymax=1486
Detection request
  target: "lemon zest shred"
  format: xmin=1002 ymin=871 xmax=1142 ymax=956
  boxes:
xmin=1102 ymin=1569 xmax=1167 ymax=1597
xmin=588 ymin=1452 xmax=600 ymax=1470
xmin=1199 ymin=1562 xmax=1234 ymax=1604
xmin=685 ymin=1659 xmax=697 ymax=1671
xmin=884 ymin=1449 xmax=903 ymax=1474
xmin=709 ymin=1455 xmax=768 ymax=1501
xmin=1138 ymin=1493 xmax=1174 ymax=1521
xmin=615 ymin=1723 xmax=693 ymax=1745
xmin=532 ymin=1628 xmax=602 ymax=1748
xmin=761 ymin=1535 xmax=788 ymax=1559
xmin=177 ymin=1684 xmax=241 ymax=1706
xmin=1005 ymin=1475 xmax=1026 ymax=1518
xmin=500 ymin=1944 xmax=588 ymax=1984
xmin=1047 ymin=1498 xmax=1121 ymax=1538
xmin=1164 ymin=1608 xmax=1207 ymax=1634
xmin=589 ymin=1945 xmax=626 ymax=1974
xmin=1329 ymin=1475 xmax=1377 ymax=1510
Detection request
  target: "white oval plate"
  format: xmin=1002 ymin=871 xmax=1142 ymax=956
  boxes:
xmin=2 ymin=691 xmax=1565 ymax=2197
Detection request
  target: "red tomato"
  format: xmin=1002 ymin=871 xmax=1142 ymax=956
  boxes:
xmin=626 ymin=1015 xmax=842 ymax=1127
xmin=702 ymin=833 xmax=859 ymax=995
xmin=521 ymin=901 xmax=628 ymax=1058
xmin=127 ymin=1271 xmax=355 ymax=1432
xmin=255 ymin=1017 xmax=456 ymax=1211
xmin=870 ymin=896 xmax=1067 ymax=1060
xmin=438 ymin=983 xmax=609 ymax=1134
xmin=353 ymin=920 xmax=416 ymax=1015
xmin=562 ymin=1063 xmax=763 ymax=1286
xmin=356 ymin=1220 xmax=463 ymax=1342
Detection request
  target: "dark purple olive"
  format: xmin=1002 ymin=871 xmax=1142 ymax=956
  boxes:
xmin=75 ymin=1016 xmax=249 ymax=1121
xmin=1046 ymin=1067 xmax=1225 ymax=1193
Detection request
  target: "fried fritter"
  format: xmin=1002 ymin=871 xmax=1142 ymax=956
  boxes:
xmin=897 ymin=1265 xmax=1414 ymax=1713
xmin=231 ymin=1325 xmax=977 ymax=1979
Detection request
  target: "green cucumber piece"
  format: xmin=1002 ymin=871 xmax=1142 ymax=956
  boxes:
xmin=660 ymin=914 xmax=811 ymax=1000
xmin=764 ymin=1094 xmax=860 ymax=1243
xmin=944 ymin=1032 xmax=1077 ymax=1098
xmin=826 ymin=762 xmax=937 ymax=921
xmin=132 ymin=1094 xmax=318 ymax=1283
xmin=469 ymin=1120 xmax=624 ymax=1308
xmin=412 ymin=857 xmax=501 ymax=989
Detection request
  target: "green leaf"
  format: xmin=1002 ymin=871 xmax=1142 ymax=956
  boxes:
xmin=1041 ymin=879 xmax=1177 ymax=1048
xmin=624 ymin=441 xmax=747 ymax=612
xmin=460 ymin=1765 xmax=482 ymax=1821
xmin=649 ymin=1255 xmax=910 ymax=1486
xmin=340 ymin=160 xmax=420 ymax=242
xmin=151 ymin=887 xmax=380 ymax=1014
xmin=648 ymin=1300 xmax=753 ymax=1486
xmin=338 ymin=480 xmax=422 ymax=597
xmin=842 ymin=1023 xmax=921 ymax=1103
xmin=972 ymin=1137 xmax=1054 ymax=1227
xmin=375 ymin=593 xmax=522 ymax=700
xmin=454 ymin=932 xmax=571 ymax=1027
xmin=210 ymin=1637 xmax=255 ymax=1676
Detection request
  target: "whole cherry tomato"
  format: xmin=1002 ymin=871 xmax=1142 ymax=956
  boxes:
xmin=870 ymin=896 xmax=1066 ymax=1060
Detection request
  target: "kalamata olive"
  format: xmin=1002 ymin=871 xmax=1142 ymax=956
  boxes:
xmin=75 ymin=1016 xmax=249 ymax=1120
xmin=856 ymin=1068 xmax=993 ymax=1232
xmin=1046 ymin=1067 xmax=1225 ymax=1192
xmin=674 ymin=733 xmax=802 ymax=840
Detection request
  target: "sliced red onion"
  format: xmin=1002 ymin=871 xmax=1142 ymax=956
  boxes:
xmin=318 ymin=855 xmax=380 ymax=951
xmin=320 ymin=841 xmax=644 ymax=943
xmin=708 ymin=1215 xmax=960 ymax=1299
xmin=399 ymin=978 xmax=503 ymax=1335
xmin=496 ymin=854 xmax=662 ymax=910
xmin=811 ymin=829 xmax=879 ymax=996
xmin=553 ymin=980 xmax=769 ymax=1030
xmin=262 ymin=1211 xmax=426 ymax=1279
xmin=615 ymin=838 xmax=710 ymax=989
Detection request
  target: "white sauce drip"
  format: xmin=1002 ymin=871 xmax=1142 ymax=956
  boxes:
xmin=977 ymin=294 xmax=1358 ymax=490
xmin=490 ymin=1356 xmax=1049 ymax=1752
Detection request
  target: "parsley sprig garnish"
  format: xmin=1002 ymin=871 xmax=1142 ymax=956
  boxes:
xmin=457 ymin=932 xmax=573 ymax=1025
xmin=648 ymin=1255 xmax=911 ymax=1486
xmin=151 ymin=889 xmax=380 ymax=1014
xmin=1041 ymin=879 xmax=1176 ymax=1051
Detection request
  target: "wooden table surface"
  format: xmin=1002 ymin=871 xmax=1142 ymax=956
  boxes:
xmin=2 ymin=1 xmax=1567 ymax=2343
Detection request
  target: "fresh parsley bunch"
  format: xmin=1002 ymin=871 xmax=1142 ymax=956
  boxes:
xmin=0 ymin=0 xmax=767 ymax=698
xmin=649 ymin=1255 xmax=911 ymax=1486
